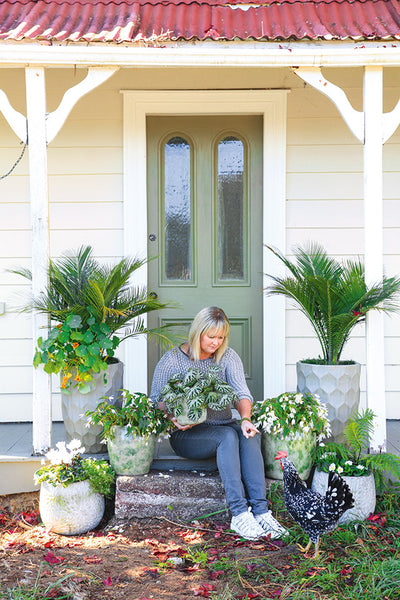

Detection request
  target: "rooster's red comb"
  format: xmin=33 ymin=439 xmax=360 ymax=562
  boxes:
xmin=275 ymin=451 xmax=288 ymax=460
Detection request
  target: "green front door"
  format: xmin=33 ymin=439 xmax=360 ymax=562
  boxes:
xmin=147 ymin=115 xmax=263 ymax=409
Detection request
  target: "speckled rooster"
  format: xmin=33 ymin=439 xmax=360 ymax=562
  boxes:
xmin=275 ymin=451 xmax=354 ymax=558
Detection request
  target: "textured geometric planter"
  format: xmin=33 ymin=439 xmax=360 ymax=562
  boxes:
xmin=261 ymin=430 xmax=316 ymax=481
xmin=107 ymin=426 xmax=157 ymax=475
xmin=39 ymin=480 xmax=105 ymax=535
xmin=61 ymin=360 xmax=123 ymax=453
xmin=297 ymin=361 xmax=361 ymax=443
xmin=311 ymin=469 xmax=376 ymax=524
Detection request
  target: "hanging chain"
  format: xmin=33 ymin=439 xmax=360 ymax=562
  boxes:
xmin=0 ymin=120 xmax=28 ymax=181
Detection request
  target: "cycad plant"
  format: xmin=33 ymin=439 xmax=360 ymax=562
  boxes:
xmin=313 ymin=409 xmax=400 ymax=492
xmin=11 ymin=246 xmax=177 ymax=392
xmin=12 ymin=245 xmax=173 ymax=343
xmin=264 ymin=243 xmax=400 ymax=364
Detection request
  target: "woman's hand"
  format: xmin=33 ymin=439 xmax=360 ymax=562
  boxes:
xmin=240 ymin=418 xmax=259 ymax=439
xmin=170 ymin=416 xmax=195 ymax=431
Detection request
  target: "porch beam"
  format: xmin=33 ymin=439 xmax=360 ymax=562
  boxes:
xmin=1 ymin=42 xmax=400 ymax=68
xmin=25 ymin=66 xmax=52 ymax=455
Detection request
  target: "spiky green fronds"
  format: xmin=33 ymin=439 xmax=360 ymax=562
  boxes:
xmin=264 ymin=243 xmax=400 ymax=364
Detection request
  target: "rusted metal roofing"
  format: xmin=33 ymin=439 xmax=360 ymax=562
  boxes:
xmin=0 ymin=0 xmax=399 ymax=43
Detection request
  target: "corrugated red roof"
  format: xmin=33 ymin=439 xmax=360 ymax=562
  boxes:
xmin=0 ymin=0 xmax=398 ymax=43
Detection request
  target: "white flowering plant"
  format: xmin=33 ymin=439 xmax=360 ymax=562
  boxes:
xmin=313 ymin=409 xmax=400 ymax=491
xmin=85 ymin=390 xmax=171 ymax=441
xmin=252 ymin=391 xmax=331 ymax=441
xmin=34 ymin=440 xmax=115 ymax=497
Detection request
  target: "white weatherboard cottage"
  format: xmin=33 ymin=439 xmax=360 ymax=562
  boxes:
xmin=0 ymin=0 xmax=400 ymax=493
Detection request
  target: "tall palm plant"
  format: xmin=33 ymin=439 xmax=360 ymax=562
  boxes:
xmin=264 ymin=243 xmax=400 ymax=364
xmin=11 ymin=245 xmax=175 ymax=345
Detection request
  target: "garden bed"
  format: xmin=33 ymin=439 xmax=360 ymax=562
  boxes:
xmin=1 ymin=485 xmax=400 ymax=600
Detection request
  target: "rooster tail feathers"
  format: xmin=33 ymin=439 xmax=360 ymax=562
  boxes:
xmin=325 ymin=471 xmax=355 ymax=516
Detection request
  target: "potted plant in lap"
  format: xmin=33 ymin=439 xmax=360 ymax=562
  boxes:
xmin=159 ymin=365 xmax=239 ymax=426
xmin=252 ymin=391 xmax=331 ymax=480
xmin=312 ymin=409 xmax=400 ymax=523
xmin=11 ymin=246 xmax=174 ymax=452
xmin=264 ymin=242 xmax=400 ymax=441
xmin=86 ymin=390 xmax=172 ymax=475
xmin=34 ymin=439 xmax=115 ymax=535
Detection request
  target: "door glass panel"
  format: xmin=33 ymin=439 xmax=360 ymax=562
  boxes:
xmin=216 ymin=136 xmax=246 ymax=282
xmin=163 ymin=136 xmax=193 ymax=282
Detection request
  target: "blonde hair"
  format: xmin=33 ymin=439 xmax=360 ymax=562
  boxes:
xmin=188 ymin=306 xmax=230 ymax=363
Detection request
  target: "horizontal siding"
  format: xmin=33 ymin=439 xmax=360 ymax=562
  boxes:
xmin=0 ymin=75 xmax=124 ymax=421
xmin=286 ymin=74 xmax=400 ymax=420
xmin=1 ymin=68 xmax=400 ymax=421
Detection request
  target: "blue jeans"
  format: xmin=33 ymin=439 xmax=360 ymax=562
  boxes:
xmin=170 ymin=422 xmax=268 ymax=517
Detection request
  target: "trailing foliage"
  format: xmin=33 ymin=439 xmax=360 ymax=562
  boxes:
xmin=264 ymin=242 xmax=400 ymax=364
xmin=34 ymin=440 xmax=115 ymax=498
xmin=313 ymin=409 xmax=400 ymax=491
xmin=85 ymin=390 xmax=171 ymax=440
xmin=252 ymin=391 xmax=331 ymax=441
xmin=159 ymin=365 xmax=239 ymax=422
xmin=33 ymin=312 xmax=120 ymax=393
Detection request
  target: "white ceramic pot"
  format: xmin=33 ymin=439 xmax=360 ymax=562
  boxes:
xmin=297 ymin=361 xmax=361 ymax=443
xmin=107 ymin=426 xmax=157 ymax=475
xmin=39 ymin=479 xmax=105 ymax=535
xmin=61 ymin=360 xmax=123 ymax=453
xmin=261 ymin=430 xmax=316 ymax=481
xmin=311 ymin=468 xmax=376 ymax=524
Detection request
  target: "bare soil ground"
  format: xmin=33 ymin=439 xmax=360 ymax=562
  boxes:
xmin=0 ymin=492 xmax=296 ymax=600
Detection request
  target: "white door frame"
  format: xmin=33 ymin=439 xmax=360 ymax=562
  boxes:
xmin=121 ymin=89 xmax=288 ymax=399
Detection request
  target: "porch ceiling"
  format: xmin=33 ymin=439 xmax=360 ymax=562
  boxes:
xmin=0 ymin=0 xmax=399 ymax=44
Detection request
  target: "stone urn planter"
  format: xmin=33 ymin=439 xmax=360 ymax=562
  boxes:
xmin=261 ymin=430 xmax=316 ymax=481
xmin=311 ymin=469 xmax=376 ymax=524
xmin=39 ymin=480 xmax=105 ymax=535
xmin=297 ymin=361 xmax=361 ymax=443
xmin=107 ymin=426 xmax=157 ymax=475
xmin=61 ymin=360 xmax=123 ymax=453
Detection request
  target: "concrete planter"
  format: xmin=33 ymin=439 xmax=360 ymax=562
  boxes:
xmin=261 ymin=430 xmax=316 ymax=480
xmin=296 ymin=361 xmax=361 ymax=443
xmin=39 ymin=479 xmax=105 ymax=535
xmin=107 ymin=426 xmax=157 ymax=475
xmin=311 ymin=469 xmax=376 ymax=524
xmin=61 ymin=360 xmax=123 ymax=453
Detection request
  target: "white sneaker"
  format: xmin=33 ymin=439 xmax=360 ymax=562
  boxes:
xmin=230 ymin=511 xmax=265 ymax=540
xmin=254 ymin=511 xmax=288 ymax=539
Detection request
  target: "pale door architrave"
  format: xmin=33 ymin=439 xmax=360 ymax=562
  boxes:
xmin=121 ymin=89 xmax=288 ymax=399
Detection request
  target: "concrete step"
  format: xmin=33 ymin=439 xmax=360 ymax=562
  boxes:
xmin=115 ymin=470 xmax=229 ymax=521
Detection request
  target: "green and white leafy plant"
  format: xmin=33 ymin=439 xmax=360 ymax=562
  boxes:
xmin=159 ymin=365 xmax=239 ymax=423
xmin=313 ymin=409 xmax=400 ymax=491
xmin=252 ymin=391 xmax=331 ymax=441
xmin=34 ymin=439 xmax=115 ymax=498
xmin=85 ymin=390 xmax=171 ymax=441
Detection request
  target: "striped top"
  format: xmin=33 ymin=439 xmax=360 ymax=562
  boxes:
xmin=150 ymin=346 xmax=253 ymax=425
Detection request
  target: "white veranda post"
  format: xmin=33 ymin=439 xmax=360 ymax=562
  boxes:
xmin=294 ymin=66 xmax=400 ymax=451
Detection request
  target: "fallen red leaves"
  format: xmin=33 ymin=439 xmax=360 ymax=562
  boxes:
xmin=193 ymin=583 xmax=216 ymax=597
xmin=43 ymin=551 xmax=65 ymax=564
